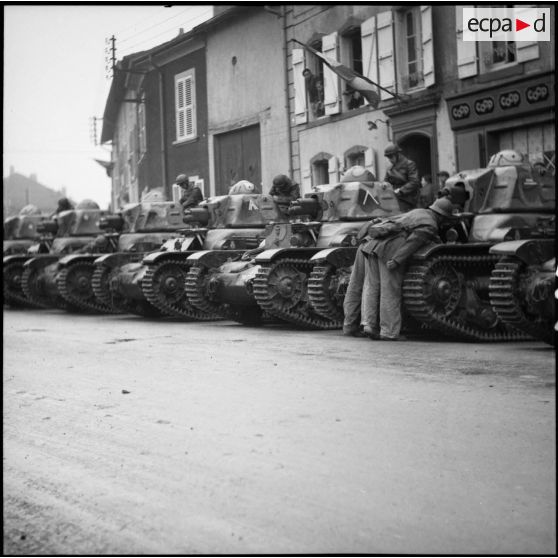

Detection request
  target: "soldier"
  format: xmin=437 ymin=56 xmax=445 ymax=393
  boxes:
xmin=343 ymin=197 xmax=457 ymax=340
xmin=383 ymin=143 xmax=420 ymax=212
xmin=175 ymin=174 xmax=203 ymax=209
xmin=269 ymin=174 xmax=300 ymax=216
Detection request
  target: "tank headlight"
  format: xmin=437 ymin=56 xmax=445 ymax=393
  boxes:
xmin=445 ymin=228 xmax=459 ymax=243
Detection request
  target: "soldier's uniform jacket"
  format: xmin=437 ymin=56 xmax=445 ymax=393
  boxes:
xmin=384 ymin=155 xmax=420 ymax=208
xmin=358 ymin=208 xmax=440 ymax=266
xmin=180 ymin=186 xmax=203 ymax=209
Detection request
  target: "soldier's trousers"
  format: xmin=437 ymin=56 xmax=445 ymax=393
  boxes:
xmin=362 ymin=253 xmax=405 ymax=338
xmin=342 ymin=247 xmax=368 ymax=331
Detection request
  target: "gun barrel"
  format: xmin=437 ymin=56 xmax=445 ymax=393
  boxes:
xmin=183 ymin=207 xmax=210 ymax=226
xmin=99 ymin=215 xmax=125 ymax=232
xmin=287 ymin=197 xmax=321 ymax=219
xmin=36 ymin=220 xmax=59 ymax=235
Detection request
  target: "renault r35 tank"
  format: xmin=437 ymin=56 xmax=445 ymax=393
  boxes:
xmin=184 ymin=167 xmax=400 ymax=328
xmin=105 ymin=189 xmax=286 ymax=319
xmin=18 ymin=200 xmax=109 ymax=309
xmin=3 ymin=205 xmax=48 ymax=257
xmin=401 ymin=150 xmax=555 ymax=341
xmin=51 ymin=200 xmax=186 ymax=313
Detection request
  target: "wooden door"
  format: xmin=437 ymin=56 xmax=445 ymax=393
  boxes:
xmin=215 ymin=125 xmax=261 ymax=195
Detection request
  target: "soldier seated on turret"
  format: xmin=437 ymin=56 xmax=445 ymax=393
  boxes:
xmin=175 ymin=174 xmax=204 ymax=209
xmin=269 ymin=174 xmax=300 ymax=216
xmin=383 ymin=143 xmax=420 ymax=212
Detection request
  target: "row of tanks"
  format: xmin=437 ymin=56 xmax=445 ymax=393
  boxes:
xmin=3 ymin=151 xmax=555 ymax=346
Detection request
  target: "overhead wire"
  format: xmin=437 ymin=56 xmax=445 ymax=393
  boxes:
xmin=116 ymin=7 xmax=213 ymax=53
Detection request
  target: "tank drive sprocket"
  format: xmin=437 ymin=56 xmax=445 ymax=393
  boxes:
xmin=489 ymin=257 xmax=555 ymax=346
xmin=3 ymin=261 xmax=30 ymax=307
xmin=21 ymin=265 xmax=69 ymax=310
xmin=253 ymin=257 xmax=342 ymax=329
xmin=402 ymin=253 xmax=530 ymax=341
xmin=56 ymin=262 xmax=111 ymax=313
xmin=142 ymin=257 xmax=220 ymax=320
xmin=307 ymin=263 xmax=351 ymax=322
xmin=91 ymin=265 xmax=124 ymax=314
xmin=184 ymin=265 xmax=228 ymax=317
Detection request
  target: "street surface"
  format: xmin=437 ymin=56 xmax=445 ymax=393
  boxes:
xmin=3 ymin=308 xmax=556 ymax=555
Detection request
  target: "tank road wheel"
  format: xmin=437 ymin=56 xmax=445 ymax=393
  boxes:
xmin=56 ymin=262 xmax=108 ymax=313
xmin=142 ymin=259 xmax=219 ymax=320
xmin=3 ymin=261 xmax=29 ymax=307
xmin=91 ymin=265 xmax=123 ymax=314
xmin=489 ymin=257 xmax=555 ymax=346
xmin=307 ymin=263 xmax=349 ymax=321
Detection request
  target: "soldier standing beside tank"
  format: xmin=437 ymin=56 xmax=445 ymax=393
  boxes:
xmin=343 ymin=197 xmax=457 ymax=340
xmin=175 ymin=174 xmax=203 ymax=209
xmin=384 ymin=143 xmax=420 ymax=212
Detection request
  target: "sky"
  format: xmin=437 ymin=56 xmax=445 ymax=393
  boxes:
xmin=3 ymin=4 xmax=214 ymax=209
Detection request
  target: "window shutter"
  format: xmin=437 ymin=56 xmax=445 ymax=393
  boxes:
xmin=175 ymin=71 xmax=196 ymax=141
xmin=328 ymin=156 xmax=339 ymax=183
xmin=514 ymin=5 xmax=539 ymax=62
xmin=377 ymin=11 xmax=395 ymax=100
xmin=301 ymin=166 xmax=312 ymax=191
xmin=322 ymin=32 xmax=341 ymax=115
xmin=421 ymin=6 xmax=434 ymax=87
xmin=456 ymin=5 xmax=478 ymax=78
xmin=292 ymin=48 xmax=308 ymax=125
xmin=361 ymin=16 xmax=379 ymax=106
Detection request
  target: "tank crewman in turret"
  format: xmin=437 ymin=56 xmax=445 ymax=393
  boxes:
xmin=383 ymin=143 xmax=420 ymax=212
xmin=269 ymin=174 xmax=301 ymax=216
xmin=50 ymin=197 xmax=74 ymax=218
xmin=176 ymin=174 xmax=204 ymax=209
xmin=343 ymin=197 xmax=458 ymax=340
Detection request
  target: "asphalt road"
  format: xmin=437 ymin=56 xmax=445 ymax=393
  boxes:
xmin=3 ymin=308 xmax=556 ymax=555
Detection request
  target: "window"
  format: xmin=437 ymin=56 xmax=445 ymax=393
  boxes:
xmin=396 ymin=7 xmax=425 ymax=90
xmin=480 ymin=40 xmax=517 ymax=73
xmin=175 ymin=69 xmax=196 ymax=142
xmin=342 ymin=27 xmax=366 ymax=111
xmin=313 ymin=159 xmax=329 ymax=186
xmin=305 ymin=40 xmax=325 ymax=120
xmin=137 ymin=92 xmax=147 ymax=157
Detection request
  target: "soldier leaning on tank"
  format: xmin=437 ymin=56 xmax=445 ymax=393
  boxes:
xmin=175 ymin=174 xmax=203 ymax=209
xmin=343 ymin=197 xmax=458 ymax=341
xmin=383 ymin=143 xmax=421 ymax=212
xmin=269 ymin=174 xmax=301 ymax=216
xmin=437 ymin=180 xmax=470 ymax=211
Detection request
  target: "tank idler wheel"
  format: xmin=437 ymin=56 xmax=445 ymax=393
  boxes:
xmin=3 ymin=261 xmax=29 ymax=307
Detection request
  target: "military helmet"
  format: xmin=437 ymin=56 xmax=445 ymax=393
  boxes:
xmin=488 ymin=150 xmax=524 ymax=168
xmin=272 ymin=174 xmax=292 ymax=188
xmin=19 ymin=204 xmax=41 ymax=216
xmin=341 ymin=166 xmax=376 ymax=183
xmin=76 ymin=199 xmax=100 ymax=210
xmin=384 ymin=143 xmax=402 ymax=156
xmin=175 ymin=173 xmax=189 ymax=185
xmin=429 ymin=197 xmax=456 ymax=218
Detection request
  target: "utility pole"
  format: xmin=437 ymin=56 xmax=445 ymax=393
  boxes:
xmin=105 ymin=35 xmax=116 ymax=80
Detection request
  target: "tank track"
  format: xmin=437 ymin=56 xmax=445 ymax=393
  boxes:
xmin=489 ymin=257 xmax=555 ymax=346
xmin=21 ymin=265 xmax=71 ymax=310
xmin=91 ymin=265 xmax=124 ymax=314
xmin=142 ymin=257 xmax=220 ymax=320
xmin=3 ymin=261 xmax=31 ymax=307
xmin=253 ymin=257 xmax=342 ymax=329
xmin=184 ymin=265 xmax=228 ymax=317
xmin=402 ymin=253 xmax=529 ymax=341
xmin=307 ymin=263 xmax=347 ymax=322
xmin=56 ymin=262 xmax=111 ymax=314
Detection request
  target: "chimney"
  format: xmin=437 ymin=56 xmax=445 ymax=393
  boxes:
xmin=30 ymin=173 xmax=37 ymax=182
xmin=178 ymin=27 xmax=184 ymax=35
